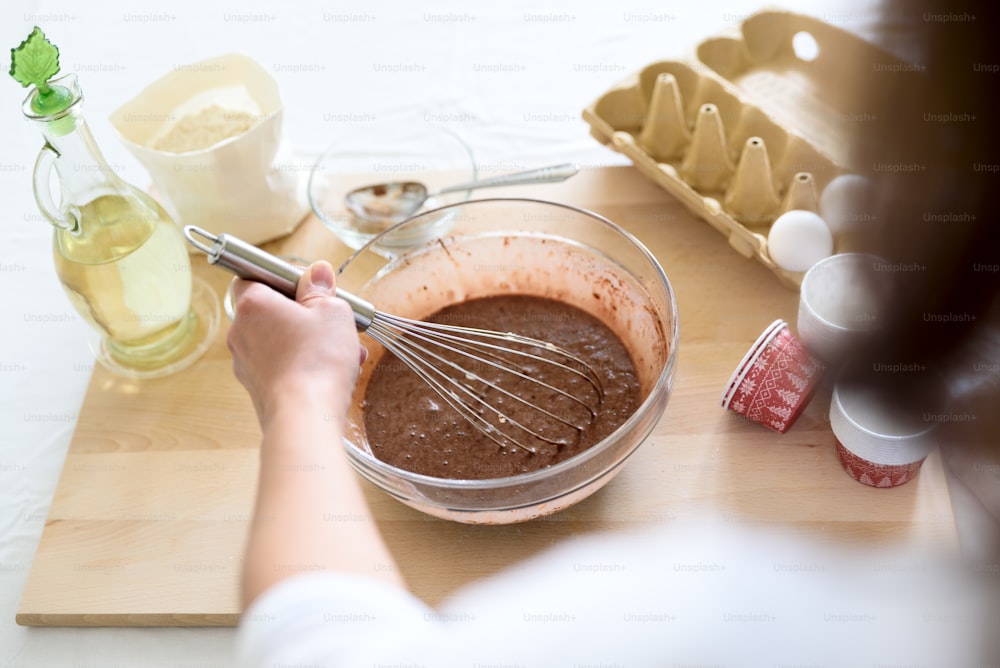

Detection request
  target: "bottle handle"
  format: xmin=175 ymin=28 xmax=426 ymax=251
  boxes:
xmin=33 ymin=142 xmax=78 ymax=231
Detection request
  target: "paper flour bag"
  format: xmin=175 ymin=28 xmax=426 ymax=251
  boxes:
xmin=109 ymin=53 xmax=308 ymax=244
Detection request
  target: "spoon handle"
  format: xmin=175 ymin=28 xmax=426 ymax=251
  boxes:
xmin=436 ymin=163 xmax=579 ymax=195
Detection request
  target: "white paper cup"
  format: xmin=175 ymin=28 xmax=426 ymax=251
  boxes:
xmin=797 ymin=252 xmax=887 ymax=362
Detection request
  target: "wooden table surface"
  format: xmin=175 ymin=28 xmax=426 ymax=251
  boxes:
xmin=16 ymin=165 xmax=958 ymax=626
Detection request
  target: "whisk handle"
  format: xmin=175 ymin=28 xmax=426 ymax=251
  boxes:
xmin=183 ymin=225 xmax=375 ymax=331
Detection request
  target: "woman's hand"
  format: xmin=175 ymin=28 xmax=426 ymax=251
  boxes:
xmin=226 ymin=261 xmax=366 ymax=428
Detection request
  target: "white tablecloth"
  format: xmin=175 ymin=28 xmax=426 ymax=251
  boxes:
xmin=1 ymin=0 xmax=991 ymax=665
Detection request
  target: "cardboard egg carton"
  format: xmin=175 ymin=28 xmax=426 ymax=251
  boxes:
xmin=583 ymin=10 xmax=904 ymax=288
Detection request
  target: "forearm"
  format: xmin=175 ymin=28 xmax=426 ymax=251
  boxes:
xmin=241 ymin=395 xmax=405 ymax=609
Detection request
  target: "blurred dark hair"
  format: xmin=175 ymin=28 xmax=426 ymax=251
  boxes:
xmin=845 ymin=0 xmax=999 ymax=434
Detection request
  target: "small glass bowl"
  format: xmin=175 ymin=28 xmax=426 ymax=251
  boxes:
xmin=335 ymin=198 xmax=679 ymax=524
xmin=308 ymin=122 xmax=476 ymax=250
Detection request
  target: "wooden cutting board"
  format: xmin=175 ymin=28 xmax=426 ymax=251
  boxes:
xmin=16 ymin=166 xmax=958 ymax=626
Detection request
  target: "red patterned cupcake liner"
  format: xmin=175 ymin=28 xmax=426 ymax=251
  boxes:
xmin=835 ymin=439 xmax=925 ymax=488
xmin=721 ymin=320 xmax=826 ymax=433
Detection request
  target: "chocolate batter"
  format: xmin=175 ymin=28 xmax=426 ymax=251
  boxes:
xmin=362 ymin=295 xmax=641 ymax=480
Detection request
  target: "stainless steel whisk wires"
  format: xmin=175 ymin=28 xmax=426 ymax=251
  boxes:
xmin=184 ymin=226 xmax=604 ymax=453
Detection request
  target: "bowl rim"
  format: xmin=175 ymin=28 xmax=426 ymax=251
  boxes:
xmin=336 ymin=196 xmax=680 ymax=492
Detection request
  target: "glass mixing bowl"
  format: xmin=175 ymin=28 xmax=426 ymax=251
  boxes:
xmin=336 ymin=198 xmax=678 ymax=523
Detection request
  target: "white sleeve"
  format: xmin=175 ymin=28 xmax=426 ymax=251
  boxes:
xmin=234 ymin=524 xmax=988 ymax=667
xmin=234 ymin=572 xmax=443 ymax=668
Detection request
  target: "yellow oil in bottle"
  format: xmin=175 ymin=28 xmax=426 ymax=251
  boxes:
xmin=53 ymin=190 xmax=196 ymax=369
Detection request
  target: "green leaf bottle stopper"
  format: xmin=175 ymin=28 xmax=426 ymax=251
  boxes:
xmin=10 ymin=26 xmax=75 ymax=121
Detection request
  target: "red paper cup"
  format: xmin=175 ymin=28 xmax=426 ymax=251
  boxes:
xmin=721 ymin=319 xmax=826 ymax=433
xmin=830 ymin=380 xmax=938 ymax=488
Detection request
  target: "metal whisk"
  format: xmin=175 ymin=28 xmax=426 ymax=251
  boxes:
xmin=184 ymin=226 xmax=604 ymax=453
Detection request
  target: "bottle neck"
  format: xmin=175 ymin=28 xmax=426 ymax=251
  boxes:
xmin=36 ymin=114 xmax=127 ymax=205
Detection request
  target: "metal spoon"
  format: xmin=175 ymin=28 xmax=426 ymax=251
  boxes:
xmin=344 ymin=163 xmax=579 ymax=223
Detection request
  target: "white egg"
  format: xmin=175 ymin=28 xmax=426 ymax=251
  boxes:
xmin=819 ymin=174 xmax=876 ymax=235
xmin=767 ymin=209 xmax=833 ymax=273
